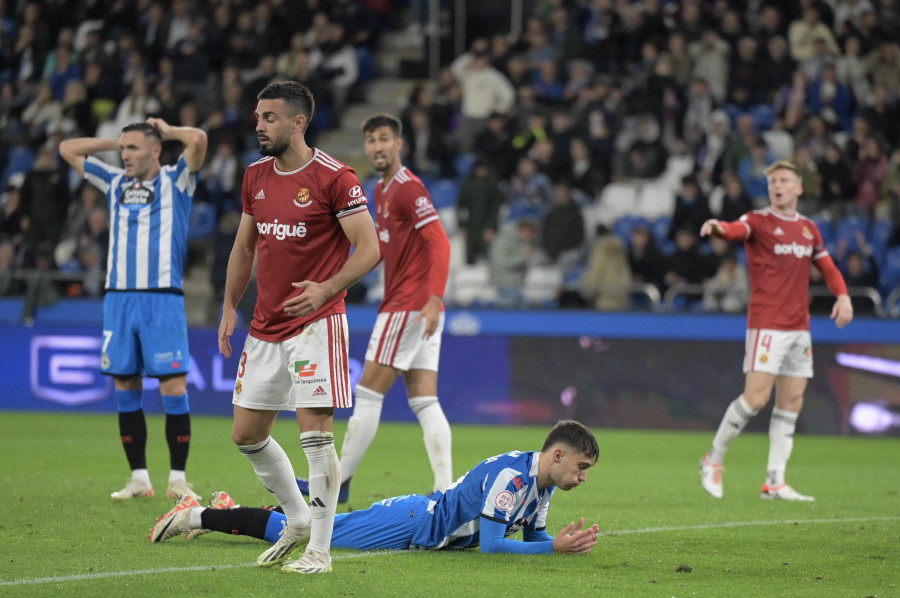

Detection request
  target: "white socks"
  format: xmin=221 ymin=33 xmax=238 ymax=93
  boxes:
xmin=301 ymin=431 xmax=340 ymax=556
xmin=709 ymin=395 xmax=759 ymax=464
xmin=408 ymin=395 xmax=453 ymax=492
xmin=339 ymin=385 xmax=384 ymax=482
xmin=168 ymin=470 xmax=185 ymax=485
xmin=238 ymin=436 xmax=310 ymax=527
xmin=766 ymin=408 xmax=799 ymax=487
xmin=131 ymin=468 xmax=151 ymax=485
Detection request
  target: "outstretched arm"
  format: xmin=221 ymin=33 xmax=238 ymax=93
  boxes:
xmin=478 ymin=517 xmax=599 ymax=555
xmin=146 ymin=117 xmax=208 ymax=172
xmin=700 ymin=219 xmax=749 ymax=241
xmin=59 ymin=137 xmax=120 ymax=178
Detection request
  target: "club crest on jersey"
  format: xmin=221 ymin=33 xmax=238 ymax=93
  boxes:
xmin=801 ymin=226 xmax=813 ymax=240
xmin=494 ymin=490 xmax=514 ymax=511
xmin=121 ymin=180 xmax=154 ymax=205
xmin=235 ymin=379 xmax=242 ymax=394
xmin=379 ymin=228 xmax=390 ymax=243
xmin=759 ymin=354 xmax=768 ymax=364
xmin=294 ymin=188 xmax=312 ymax=207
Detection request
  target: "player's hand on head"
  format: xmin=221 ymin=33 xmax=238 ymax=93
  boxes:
xmin=553 ymin=517 xmax=599 ymax=554
xmin=146 ymin=117 xmax=170 ymax=139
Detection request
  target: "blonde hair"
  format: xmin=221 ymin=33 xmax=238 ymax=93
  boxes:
xmin=764 ymin=160 xmax=800 ymax=178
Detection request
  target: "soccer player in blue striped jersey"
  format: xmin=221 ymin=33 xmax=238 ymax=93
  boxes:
xmin=150 ymin=420 xmax=600 ymax=557
xmin=60 ymin=118 xmax=208 ymax=502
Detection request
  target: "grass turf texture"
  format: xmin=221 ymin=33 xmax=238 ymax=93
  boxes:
xmin=0 ymin=412 xmax=897 ymax=598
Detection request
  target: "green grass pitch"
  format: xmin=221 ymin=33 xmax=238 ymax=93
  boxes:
xmin=0 ymin=412 xmax=897 ymax=597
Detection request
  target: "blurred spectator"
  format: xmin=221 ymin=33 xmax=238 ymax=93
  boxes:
xmin=799 ymin=36 xmax=836 ymax=84
xmin=794 ymin=114 xmax=830 ymax=162
xmin=721 ymin=113 xmax=756 ymax=174
xmin=753 ymin=5 xmax=788 ymax=46
xmin=541 ymin=184 xmax=584 ymax=266
xmin=737 ymin=139 xmax=775 ymax=203
xmin=788 ymin=7 xmax=840 ymax=61
xmin=851 ymin=137 xmax=890 ymax=216
xmin=489 ymin=219 xmax=539 ymax=308
xmin=511 ymin=110 xmax=549 ymax=161
xmin=564 ymin=136 xmax=606 ymax=198
xmin=21 ymin=241 xmax=59 ymax=324
xmin=529 ymin=138 xmax=563 ymax=182
xmin=505 ymin=156 xmax=553 ymax=222
xmin=580 ymin=224 xmax=631 ymax=311
xmin=60 ymin=182 xmax=104 ymax=247
xmin=0 ymin=175 xmax=27 ymax=257
xmin=880 ymin=148 xmax=900 ymax=222
xmin=807 ymin=63 xmax=854 ymax=132
xmin=702 ymin=250 xmax=749 ymax=312
xmin=170 ymin=17 xmax=212 ymax=103
xmin=818 ymin=142 xmax=856 ymax=211
xmin=664 ymin=227 xmax=707 ymax=290
xmin=532 ymin=59 xmax=565 ymax=106
xmin=113 ymin=75 xmax=160 ymax=131
xmin=864 ymin=40 xmax=900 ymax=98
xmin=0 ymin=241 xmax=18 ymax=296
xmin=21 ymin=82 xmax=62 ymax=139
xmin=696 ymin=110 xmax=730 ymax=187
xmin=780 ymin=68 xmax=808 ymax=131
xmin=474 ymin=112 xmax=516 ymax=180
xmin=547 ymin=5 xmax=585 ymax=64
xmin=727 ymin=36 xmax=763 ymax=107
xmin=19 ymin=147 xmax=69 ymax=266
xmin=689 ymin=29 xmax=730 ymax=104
xmin=835 ymin=231 xmax=881 ymax=314
xmin=320 ymin=23 xmax=358 ymax=127
xmin=202 ymin=136 xmax=240 ymax=213
xmin=60 ymin=80 xmax=92 ymax=136
xmin=709 ymin=171 xmax=753 ymax=222
xmin=620 ymin=114 xmax=668 ymax=180
xmin=560 ymin=59 xmax=595 ymax=106
xmin=457 ymin=160 xmax=504 ymax=264
xmin=835 ymin=35 xmax=873 ymax=108
xmin=669 ymin=174 xmax=712 ymax=240
xmin=403 ymin=106 xmax=455 ymax=179
xmin=661 ymin=32 xmax=694 ymax=90
xmin=450 ymin=39 xmax=516 ymax=153
xmin=682 ymin=78 xmax=716 ymax=151
xmin=627 ymin=223 xmax=666 ymax=292
xmin=844 ymin=115 xmax=872 ymax=163
xmin=759 ymin=36 xmax=796 ymax=100
xmin=861 ymin=84 xmax=900 ymax=146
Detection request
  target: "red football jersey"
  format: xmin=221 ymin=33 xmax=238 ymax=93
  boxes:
xmin=242 ymin=149 xmax=368 ymax=341
xmin=375 ymin=167 xmax=446 ymax=312
xmin=736 ymin=208 xmax=829 ymax=331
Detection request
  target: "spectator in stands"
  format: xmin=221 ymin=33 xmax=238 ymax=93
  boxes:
xmin=794 ymin=114 xmax=831 ymax=162
xmin=807 ymin=63 xmax=855 ymax=133
xmin=788 ymin=6 xmax=840 ymax=61
xmin=547 ymin=5 xmax=585 ymax=64
xmin=721 ymin=113 xmax=758 ymax=175
xmin=532 ymin=59 xmax=565 ymax=106
xmin=689 ymin=29 xmax=730 ymax=104
xmin=738 ymin=139 xmax=775 ymax=204
xmin=661 ymin=32 xmax=694 ymax=90
xmin=627 ymin=223 xmax=666 ymax=294
xmin=580 ymin=224 xmax=631 ymax=311
xmin=864 ymin=40 xmax=900 ymax=98
xmin=59 ymin=182 xmax=103 ymax=249
xmin=61 ymin=79 xmax=92 ymax=137
xmin=19 ymin=146 xmax=69 ymax=266
xmin=489 ymin=219 xmax=539 ymax=308
xmin=473 ymin=112 xmax=515 ymax=180
xmin=403 ymin=106 xmax=455 ymax=179
xmin=669 ymin=174 xmax=712 ymax=241
xmin=560 ymin=59 xmax=595 ymax=106
xmin=682 ymin=77 xmax=716 ymax=151
xmin=696 ymin=110 xmax=730 ymax=187
xmin=702 ymin=249 xmax=749 ymax=313
xmin=664 ymin=227 xmax=707 ymax=292
xmin=727 ymin=36 xmax=764 ymax=107
xmin=564 ymin=136 xmax=606 ymax=198
xmin=451 ymin=39 xmax=516 ymax=153
xmin=457 ymin=160 xmax=504 ymax=265
xmin=818 ymin=141 xmax=856 ymax=212
xmin=530 ymin=138 xmax=563 ymax=183
xmin=852 ymin=137 xmax=890 ymax=216
xmin=621 ymin=114 xmax=668 ymax=180
xmin=319 ymin=23 xmax=358 ymax=128
xmin=835 ymin=231 xmax=881 ymax=314
xmin=881 ymin=148 xmax=900 ymax=222
xmin=21 ymin=240 xmax=59 ymax=324
xmin=835 ymin=35 xmax=873 ymax=109
xmin=0 ymin=175 xmax=26 ymax=261
xmin=759 ymin=36 xmax=796 ymax=101
xmin=506 ymin=156 xmax=553 ymax=222
xmin=710 ymin=171 xmax=753 ymax=222
xmin=402 ymin=83 xmax=454 ymax=141
xmin=541 ymin=184 xmax=584 ymax=268
xmin=511 ymin=110 xmax=550 ymax=162
xmin=799 ymin=36 xmax=837 ymax=84
xmin=0 ymin=241 xmax=18 ymax=296
xmin=861 ymin=84 xmax=900 ymax=147
xmin=202 ymin=136 xmax=240 ymax=214
xmin=21 ymin=82 xmax=62 ymax=140
xmin=113 ymin=76 xmax=160 ymax=132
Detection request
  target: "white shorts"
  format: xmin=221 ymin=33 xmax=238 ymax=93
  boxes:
xmin=743 ymin=328 xmax=813 ymax=378
xmin=232 ymin=314 xmax=352 ymax=410
xmin=364 ymin=311 xmax=444 ymax=372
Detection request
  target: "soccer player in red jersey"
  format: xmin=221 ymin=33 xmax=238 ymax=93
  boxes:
xmin=217 ymin=81 xmax=380 ymax=574
xmin=297 ymin=113 xmax=453 ymax=504
xmin=698 ymin=160 xmax=853 ymax=501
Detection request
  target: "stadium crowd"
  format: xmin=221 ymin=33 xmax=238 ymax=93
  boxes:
xmin=1 ymin=0 xmax=899 ymax=319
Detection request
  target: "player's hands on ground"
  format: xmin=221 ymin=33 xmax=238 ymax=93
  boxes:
xmin=552 ymin=517 xmax=600 ymax=554
xmin=145 ymin=117 xmax=171 ymax=139
xmin=414 ymin=295 xmax=442 ymax=339
xmin=831 ymin=294 xmax=853 ymax=328
xmin=284 ymin=281 xmax=329 ymax=317
xmin=700 ymin=219 xmax=723 ymax=237
xmin=218 ymin=309 xmax=237 ymax=358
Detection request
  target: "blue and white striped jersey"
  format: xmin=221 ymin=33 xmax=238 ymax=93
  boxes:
xmin=410 ymin=450 xmax=554 ymax=550
xmin=84 ymin=155 xmax=195 ymax=291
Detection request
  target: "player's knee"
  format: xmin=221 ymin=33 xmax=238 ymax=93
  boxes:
xmin=161 ymin=393 xmax=190 ymax=415
xmin=408 ymin=395 xmax=438 ymax=415
xmin=114 ymin=389 xmax=143 ymax=412
xmin=355 ymin=385 xmax=385 ymax=408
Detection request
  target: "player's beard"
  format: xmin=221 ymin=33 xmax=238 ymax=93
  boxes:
xmin=259 ymin=131 xmax=291 ymax=157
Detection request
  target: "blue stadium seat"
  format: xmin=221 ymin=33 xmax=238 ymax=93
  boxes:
xmin=870 ymin=218 xmax=893 ymax=261
xmin=1 ymin=146 xmax=35 ymax=189
xmin=833 ymin=214 xmax=869 ymax=252
xmin=650 ymin=216 xmax=675 ymax=254
xmin=880 ymin=246 xmax=900 ymax=297
xmin=453 ymin=153 xmax=477 ymax=179
xmin=429 ymin=179 xmax=459 ymax=209
xmin=749 ymin=104 xmax=776 ymax=131
xmin=810 ymin=215 xmax=832 ymax=245
xmin=613 ymin=215 xmax=647 ymax=246
xmin=188 ymin=201 xmax=217 ymax=240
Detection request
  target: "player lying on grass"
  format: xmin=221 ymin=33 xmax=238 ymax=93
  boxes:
xmin=150 ymin=420 xmax=600 ymax=564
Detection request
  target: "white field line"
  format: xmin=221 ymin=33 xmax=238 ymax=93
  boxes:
xmin=3 ymin=517 xmax=899 ymax=587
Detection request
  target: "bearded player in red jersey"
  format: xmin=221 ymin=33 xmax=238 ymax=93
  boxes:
xmin=217 ymin=81 xmax=379 ymax=574
xmin=298 ymin=113 xmax=453 ymax=504
xmin=698 ymin=160 xmax=853 ymax=501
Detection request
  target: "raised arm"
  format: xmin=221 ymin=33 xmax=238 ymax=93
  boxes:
xmin=59 ymin=137 xmax=120 ymax=178
xmin=146 ymin=117 xmax=208 ymax=173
